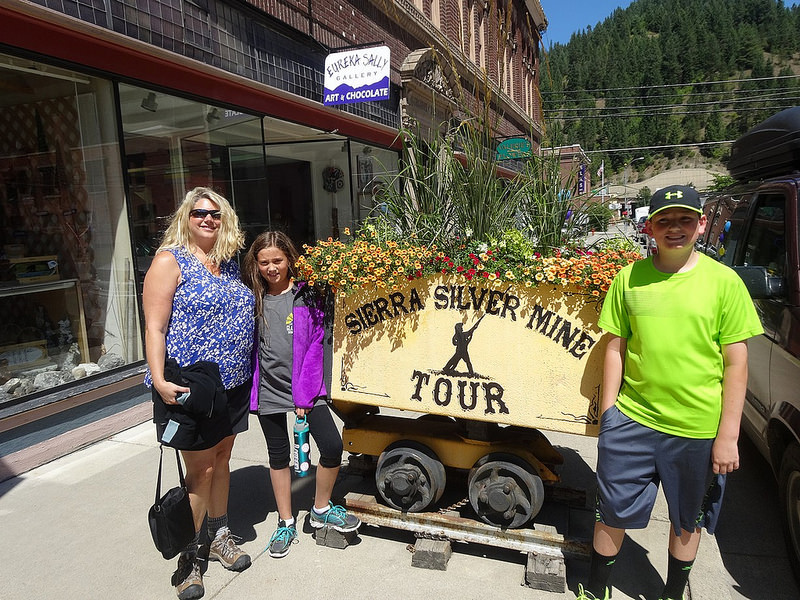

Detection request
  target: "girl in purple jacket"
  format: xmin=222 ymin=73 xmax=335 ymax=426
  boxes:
xmin=242 ymin=231 xmax=360 ymax=558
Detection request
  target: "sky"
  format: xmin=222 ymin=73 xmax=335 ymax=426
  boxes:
xmin=538 ymin=0 xmax=635 ymax=47
xmin=538 ymin=0 xmax=800 ymax=47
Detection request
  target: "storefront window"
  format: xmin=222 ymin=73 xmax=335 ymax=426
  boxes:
xmin=257 ymin=138 xmax=352 ymax=247
xmin=349 ymin=141 xmax=399 ymax=225
xmin=119 ymin=85 xmax=399 ymax=277
xmin=0 ymin=53 xmax=140 ymax=403
xmin=118 ymin=83 xmax=268 ymax=281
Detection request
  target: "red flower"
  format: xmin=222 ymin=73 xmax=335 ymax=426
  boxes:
xmin=482 ymin=271 xmax=489 ymax=278
xmin=456 ymin=266 xmax=464 ymax=272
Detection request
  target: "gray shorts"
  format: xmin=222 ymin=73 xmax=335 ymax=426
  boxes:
xmin=595 ymin=405 xmax=726 ymax=535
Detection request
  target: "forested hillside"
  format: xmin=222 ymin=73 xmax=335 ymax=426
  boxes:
xmin=541 ymin=0 xmax=800 ymax=175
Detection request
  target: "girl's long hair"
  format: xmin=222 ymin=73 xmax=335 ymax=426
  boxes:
xmin=157 ymin=187 xmax=245 ymax=263
xmin=242 ymin=231 xmax=300 ymax=317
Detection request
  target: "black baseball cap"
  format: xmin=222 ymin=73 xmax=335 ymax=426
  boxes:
xmin=648 ymin=185 xmax=702 ymax=219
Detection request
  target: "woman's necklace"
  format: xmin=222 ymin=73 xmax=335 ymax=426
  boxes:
xmin=192 ymin=247 xmax=220 ymax=276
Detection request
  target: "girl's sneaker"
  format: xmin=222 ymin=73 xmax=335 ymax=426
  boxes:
xmin=267 ymin=521 xmax=298 ymax=558
xmin=309 ymin=502 xmax=361 ymax=532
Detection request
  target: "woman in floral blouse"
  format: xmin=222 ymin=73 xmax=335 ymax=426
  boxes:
xmin=143 ymin=187 xmax=254 ymax=600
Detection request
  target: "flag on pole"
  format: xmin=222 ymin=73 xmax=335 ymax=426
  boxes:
xmin=596 ymin=161 xmax=604 ymax=178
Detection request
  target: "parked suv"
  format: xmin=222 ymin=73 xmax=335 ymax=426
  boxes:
xmin=700 ymin=106 xmax=800 ymax=580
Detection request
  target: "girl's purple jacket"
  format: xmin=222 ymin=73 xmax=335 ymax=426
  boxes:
xmin=250 ymin=283 xmax=327 ymax=411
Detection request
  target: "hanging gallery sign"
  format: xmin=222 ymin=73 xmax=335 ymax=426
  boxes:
xmin=324 ymin=46 xmax=391 ymax=106
xmin=330 ymin=275 xmax=608 ymax=437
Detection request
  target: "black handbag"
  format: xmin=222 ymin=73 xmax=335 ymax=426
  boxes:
xmin=148 ymin=445 xmax=196 ymax=559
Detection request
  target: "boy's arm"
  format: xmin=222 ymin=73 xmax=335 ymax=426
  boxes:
xmin=713 ymin=341 xmax=749 ymax=474
xmin=601 ymin=334 xmax=626 ymax=415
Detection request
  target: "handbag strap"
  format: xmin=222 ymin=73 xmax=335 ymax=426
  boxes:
xmin=154 ymin=444 xmax=187 ymax=505
xmin=173 ymin=445 xmax=187 ymax=486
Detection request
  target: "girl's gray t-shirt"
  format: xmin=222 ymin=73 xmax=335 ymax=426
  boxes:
xmin=257 ymin=291 xmax=294 ymax=414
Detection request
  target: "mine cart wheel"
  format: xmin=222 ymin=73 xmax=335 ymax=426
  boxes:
xmin=375 ymin=441 xmax=446 ymax=513
xmin=467 ymin=453 xmax=544 ymax=529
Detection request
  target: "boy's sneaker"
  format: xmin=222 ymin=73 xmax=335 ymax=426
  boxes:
xmin=267 ymin=521 xmax=298 ymax=558
xmin=207 ymin=527 xmax=251 ymax=571
xmin=576 ymin=584 xmax=609 ymax=600
xmin=309 ymin=502 xmax=361 ymax=532
xmin=172 ymin=552 xmax=203 ymax=600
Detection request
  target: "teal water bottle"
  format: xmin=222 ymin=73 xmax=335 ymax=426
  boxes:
xmin=293 ymin=415 xmax=311 ymax=477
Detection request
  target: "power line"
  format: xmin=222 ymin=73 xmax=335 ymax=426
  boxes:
xmin=552 ymin=102 xmax=798 ymax=121
xmin=583 ymin=140 xmax=735 ymax=154
xmin=550 ymin=89 xmax=800 ymax=113
xmin=545 ymin=85 xmax=800 ymax=105
xmin=540 ymin=73 xmax=800 ymax=95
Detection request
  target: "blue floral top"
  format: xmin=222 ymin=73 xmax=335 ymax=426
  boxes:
xmin=145 ymin=247 xmax=255 ymax=389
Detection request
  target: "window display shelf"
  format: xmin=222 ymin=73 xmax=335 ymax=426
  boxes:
xmin=0 ymin=278 xmax=90 ymax=370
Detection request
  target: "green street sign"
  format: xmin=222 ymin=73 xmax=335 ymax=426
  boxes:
xmin=496 ymin=137 xmax=532 ymax=160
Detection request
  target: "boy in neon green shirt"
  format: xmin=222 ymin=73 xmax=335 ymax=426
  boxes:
xmin=577 ymin=185 xmax=763 ymax=600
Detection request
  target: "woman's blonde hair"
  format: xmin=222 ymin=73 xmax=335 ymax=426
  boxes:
xmin=157 ymin=187 xmax=245 ymax=263
xmin=241 ymin=231 xmax=299 ymax=318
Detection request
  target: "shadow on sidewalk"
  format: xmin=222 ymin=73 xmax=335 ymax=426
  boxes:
xmin=715 ymin=435 xmax=800 ymax=600
xmin=228 ymin=465 xmax=272 ymax=542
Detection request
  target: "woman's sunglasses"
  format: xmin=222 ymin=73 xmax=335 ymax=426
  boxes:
xmin=189 ymin=209 xmax=222 ymax=220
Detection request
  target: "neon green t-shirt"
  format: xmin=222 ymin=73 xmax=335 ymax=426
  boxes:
xmin=598 ymin=253 xmax=763 ymax=438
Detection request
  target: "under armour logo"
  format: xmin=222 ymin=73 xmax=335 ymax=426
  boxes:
xmin=664 ymin=191 xmax=684 ymax=200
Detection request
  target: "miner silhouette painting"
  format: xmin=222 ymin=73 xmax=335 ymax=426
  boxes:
xmin=442 ymin=315 xmax=485 ymax=376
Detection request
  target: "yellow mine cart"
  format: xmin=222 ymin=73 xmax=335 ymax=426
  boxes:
xmin=330 ymin=274 xmax=608 ymax=529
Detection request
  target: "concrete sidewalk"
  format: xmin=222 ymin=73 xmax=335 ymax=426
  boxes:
xmin=0 ymin=411 xmax=794 ymax=600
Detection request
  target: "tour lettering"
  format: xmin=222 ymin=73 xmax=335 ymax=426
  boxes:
xmin=344 ymin=287 xmax=424 ymax=334
xmin=410 ymin=370 xmax=509 ymax=415
xmin=432 ymin=284 xmax=520 ymax=320
xmin=525 ymin=304 xmax=596 ymax=358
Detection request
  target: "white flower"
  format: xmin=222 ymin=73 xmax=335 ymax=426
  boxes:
xmin=478 ymin=243 xmax=488 ymax=253
xmin=465 ymin=228 xmax=473 ymax=238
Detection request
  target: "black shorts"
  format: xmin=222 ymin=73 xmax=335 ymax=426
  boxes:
xmin=153 ymin=380 xmax=251 ymax=451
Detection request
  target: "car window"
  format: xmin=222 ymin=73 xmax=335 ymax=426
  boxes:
xmin=705 ymin=192 xmax=751 ymax=265
xmin=737 ymin=193 xmax=786 ymax=277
